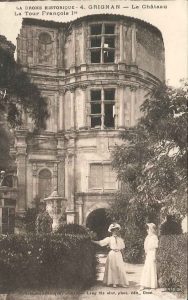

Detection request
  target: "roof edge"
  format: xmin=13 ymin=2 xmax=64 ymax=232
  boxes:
xmin=22 ymin=14 xmax=163 ymax=41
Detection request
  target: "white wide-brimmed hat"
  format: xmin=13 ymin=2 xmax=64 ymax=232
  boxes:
xmin=108 ymin=223 xmax=121 ymax=232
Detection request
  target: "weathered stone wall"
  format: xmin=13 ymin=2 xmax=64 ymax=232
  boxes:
xmin=17 ymin=17 xmax=165 ymax=78
xmin=136 ymin=24 xmax=165 ymax=80
xmin=64 ymin=29 xmax=74 ymax=69
xmin=17 ymin=24 xmax=60 ymax=68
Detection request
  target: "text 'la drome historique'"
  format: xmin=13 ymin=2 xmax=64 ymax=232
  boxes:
xmin=15 ymin=3 xmax=168 ymax=17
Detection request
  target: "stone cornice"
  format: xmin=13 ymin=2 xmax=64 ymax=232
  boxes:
xmin=63 ymin=128 xmax=122 ymax=139
xmin=59 ymin=79 xmax=155 ymax=94
xmin=24 ymin=63 xmax=162 ymax=88
xmin=25 ymin=74 xmax=161 ymax=95
xmin=75 ymin=191 xmax=116 ymax=197
xmin=29 ymin=158 xmax=60 ymax=163
xmin=61 ymin=82 xmax=89 ymax=93
xmin=22 ymin=15 xmax=163 ymax=41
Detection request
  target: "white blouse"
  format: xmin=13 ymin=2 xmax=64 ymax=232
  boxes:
xmin=98 ymin=236 xmax=125 ymax=251
xmin=144 ymin=234 xmax=159 ymax=253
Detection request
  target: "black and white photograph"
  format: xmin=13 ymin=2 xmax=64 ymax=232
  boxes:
xmin=0 ymin=0 xmax=187 ymax=299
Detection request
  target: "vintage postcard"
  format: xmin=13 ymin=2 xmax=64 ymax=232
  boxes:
xmin=0 ymin=0 xmax=187 ymax=299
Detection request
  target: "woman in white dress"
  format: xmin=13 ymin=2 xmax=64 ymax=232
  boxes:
xmin=140 ymin=223 xmax=159 ymax=290
xmin=92 ymin=223 xmax=129 ymax=288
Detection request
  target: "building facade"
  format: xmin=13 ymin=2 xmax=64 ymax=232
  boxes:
xmin=15 ymin=15 xmax=165 ymax=230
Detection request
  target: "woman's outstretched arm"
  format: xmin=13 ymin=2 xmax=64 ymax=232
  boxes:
xmin=91 ymin=237 xmax=110 ymax=247
xmin=91 ymin=240 xmax=100 ymax=245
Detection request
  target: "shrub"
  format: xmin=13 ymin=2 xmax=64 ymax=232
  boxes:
xmin=122 ymin=232 xmax=145 ymax=263
xmin=157 ymin=234 xmax=187 ymax=294
xmin=160 ymin=215 xmax=182 ymax=235
xmin=0 ymin=232 xmax=97 ymax=291
xmin=15 ymin=197 xmax=42 ymax=234
xmin=36 ymin=211 xmax=53 ymax=233
xmin=0 ymin=234 xmax=42 ymax=290
xmin=56 ymin=223 xmax=89 ymax=235
xmin=25 ymin=208 xmax=38 ymax=233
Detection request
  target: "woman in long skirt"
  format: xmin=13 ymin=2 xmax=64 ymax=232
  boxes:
xmin=140 ymin=223 xmax=159 ymax=290
xmin=92 ymin=223 xmax=129 ymax=288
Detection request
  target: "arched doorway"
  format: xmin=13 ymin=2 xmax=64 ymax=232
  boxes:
xmin=86 ymin=208 xmax=112 ymax=240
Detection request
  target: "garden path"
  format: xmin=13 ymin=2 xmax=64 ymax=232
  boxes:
xmin=78 ymin=253 xmax=185 ymax=300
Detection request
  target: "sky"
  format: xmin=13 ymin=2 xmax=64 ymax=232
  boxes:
xmin=0 ymin=0 xmax=187 ymax=87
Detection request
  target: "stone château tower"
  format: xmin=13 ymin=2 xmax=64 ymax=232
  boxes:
xmin=15 ymin=15 xmax=165 ymax=233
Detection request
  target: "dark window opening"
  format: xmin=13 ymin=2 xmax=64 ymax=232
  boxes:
xmin=91 ymin=90 xmax=101 ymax=101
xmin=1 ymin=175 xmax=14 ymax=187
xmin=90 ymin=24 xmax=102 ymax=35
xmin=91 ymin=37 xmax=101 ymax=47
xmin=91 ymin=103 xmax=101 ymax=114
xmin=104 ymin=89 xmax=115 ymax=100
xmin=90 ymin=23 xmax=115 ymax=64
xmin=2 ymin=207 xmax=15 ymax=234
xmin=90 ymin=88 xmax=115 ymax=129
xmin=91 ymin=50 xmax=101 ymax=63
xmin=104 ymin=37 xmax=115 ymax=48
xmin=91 ymin=117 xmax=101 ymax=128
xmin=104 ymin=104 xmax=115 ymax=128
xmin=105 ymin=24 xmax=115 ymax=34
xmin=103 ymin=50 xmax=114 ymax=63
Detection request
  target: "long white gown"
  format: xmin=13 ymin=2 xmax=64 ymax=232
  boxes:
xmin=98 ymin=236 xmax=129 ymax=286
xmin=140 ymin=234 xmax=159 ymax=288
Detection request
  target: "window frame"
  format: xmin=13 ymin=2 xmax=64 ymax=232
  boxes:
xmin=88 ymin=162 xmax=117 ymax=191
xmin=89 ymin=23 xmax=116 ymax=64
xmin=90 ymin=87 xmax=116 ymax=129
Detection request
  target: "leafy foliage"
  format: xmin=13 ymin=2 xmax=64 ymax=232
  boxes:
xmin=0 ymin=232 xmax=97 ymax=291
xmin=0 ymin=126 xmax=11 ymax=170
xmin=56 ymin=223 xmax=89 ymax=234
xmin=36 ymin=211 xmax=53 ymax=234
xmin=109 ymin=81 xmax=187 ymax=262
xmin=0 ymin=45 xmax=49 ymax=130
xmin=108 ymin=191 xmax=160 ymax=263
xmin=111 ymin=81 xmax=187 ymax=214
xmin=24 ymin=208 xmax=38 ymax=233
xmin=0 ymin=37 xmax=49 ymax=170
xmin=160 ymin=215 xmax=182 ymax=235
xmin=157 ymin=234 xmax=187 ymax=293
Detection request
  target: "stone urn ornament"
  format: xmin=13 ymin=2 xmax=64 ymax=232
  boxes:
xmin=43 ymin=190 xmax=67 ymax=231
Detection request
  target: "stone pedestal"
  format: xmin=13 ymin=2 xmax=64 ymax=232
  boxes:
xmin=66 ymin=209 xmax=77 ymax=224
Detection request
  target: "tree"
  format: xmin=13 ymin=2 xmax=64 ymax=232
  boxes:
xmin=108 ymin=81 xmax=187 ymax=261
xmin=0 ymin=35 xmax=49 ymax=170
xmin=0 ymin=125 xmax=11 ymax=170
xmin=0 ymin=39 xmax=48 ymax=129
